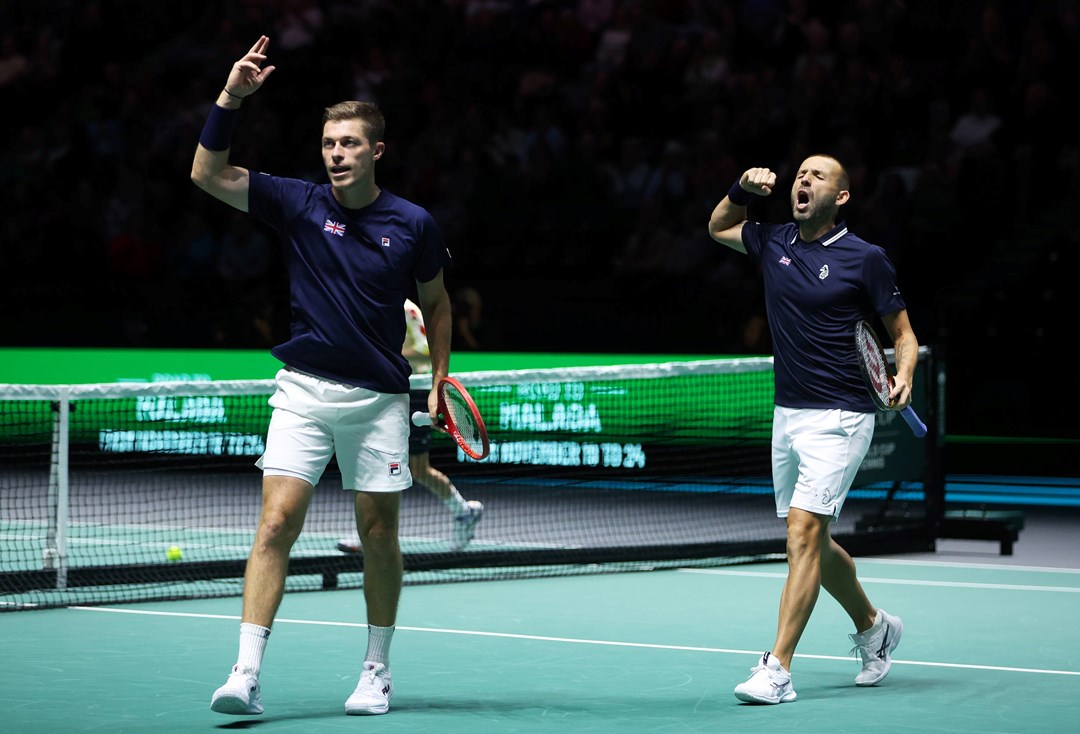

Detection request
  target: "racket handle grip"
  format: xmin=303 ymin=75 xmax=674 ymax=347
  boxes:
xmin=901 ymin=406 xmax=927 ymax=438
xmin=411 ymin=410 xmax=433 ymax=427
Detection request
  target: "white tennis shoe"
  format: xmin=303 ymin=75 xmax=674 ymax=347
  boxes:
xmin=450 ymin=500 xmax=484 ymax=550
xmin=345 ymin=661 xmax=393 ymax=715
xmin=734 ymin=652 xmax=797 ymax=704
xmin=210 ymin=665 xmax=263 ymax=715
xmin=850 ymin=609 xmax=903 ymax=686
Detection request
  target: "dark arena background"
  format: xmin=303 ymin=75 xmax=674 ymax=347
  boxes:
xmin=1 ymin=1 xmax=1076 ymax=467
xmin=2 ymin=4 xmax=1079 ymax=733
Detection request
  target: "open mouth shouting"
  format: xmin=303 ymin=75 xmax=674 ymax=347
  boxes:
xmin=794 ymin=187 xmax=811 ymax=214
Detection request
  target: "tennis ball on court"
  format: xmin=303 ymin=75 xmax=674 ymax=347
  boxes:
xmin=166 ymin=545 xmax=183 ymax=561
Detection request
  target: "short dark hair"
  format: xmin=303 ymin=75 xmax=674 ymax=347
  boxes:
xmin=808 ymin=153 xmax=850 ymax=191
xmin=323 ymin=101 xmax=385 ymax=144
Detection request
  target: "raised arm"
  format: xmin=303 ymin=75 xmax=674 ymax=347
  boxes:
xmin=190 ymin=36 xmax=277 ymax=212
xmin=707 ymin=167 xmax=777 ymax=253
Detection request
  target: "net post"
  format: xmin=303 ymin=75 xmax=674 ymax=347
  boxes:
xmin=925 ymin=343 xmax=947 ymax=533
xmin=46 ymin=395 xmax=72 ymax=588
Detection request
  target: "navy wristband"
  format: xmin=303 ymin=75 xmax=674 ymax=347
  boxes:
xmin=198 ymin=104 xmax=239 ymax=152
xmin=727 ymin=180 xmax=754 ymax=206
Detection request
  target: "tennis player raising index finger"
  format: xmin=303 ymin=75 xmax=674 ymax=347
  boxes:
xmin=708 ymin=155 xmax=920 ymax=704
xmin=192 ymin=35 xmax=454 ymax=718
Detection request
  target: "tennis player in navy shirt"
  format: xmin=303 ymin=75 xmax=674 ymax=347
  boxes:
xmin=708 ymin=155 xmax=919 ymax=704
xmin=191 ymin=36 xmax=453 ymax=717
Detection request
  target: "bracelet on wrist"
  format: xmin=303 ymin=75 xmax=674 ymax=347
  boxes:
xmin=223 ymin=87 xmax=245 ymax=100
xmin=727 ymin=180 xmax=754 ymax=206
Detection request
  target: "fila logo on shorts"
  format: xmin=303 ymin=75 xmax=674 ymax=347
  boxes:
xmin=388 ymin=462 xmax=401 ymax=476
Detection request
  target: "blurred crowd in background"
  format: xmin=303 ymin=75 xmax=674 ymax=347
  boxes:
xmin=1 ymin=0 xmax=1077 ymax=437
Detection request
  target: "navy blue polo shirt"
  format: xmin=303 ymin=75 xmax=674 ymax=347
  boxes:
xmin=248 ymin=173 xmax=451 ymax=393
xmin=741 ymin=220 xmax=906 ymax=412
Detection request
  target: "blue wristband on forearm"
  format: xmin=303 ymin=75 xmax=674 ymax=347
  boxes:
xmin=198 ymin=104 xmax=239 ymax=152
xmin=727 ymin=180 xmax=754 ymax=206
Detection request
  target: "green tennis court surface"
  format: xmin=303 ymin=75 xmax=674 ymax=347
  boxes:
xmin=2 ymin=553 xmax=1077 ymax=733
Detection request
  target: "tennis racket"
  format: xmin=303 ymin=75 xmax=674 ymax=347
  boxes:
xmin=854 ymin=320 xmax=927 ymax=438
xmin=411 ymin=376 xmax=490 ymax=460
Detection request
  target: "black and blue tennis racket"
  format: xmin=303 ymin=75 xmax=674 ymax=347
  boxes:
xmin=854 ymin=320 xmax=927 ymax=438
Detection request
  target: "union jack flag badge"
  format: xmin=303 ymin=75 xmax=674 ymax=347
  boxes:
xmin=324 ymin=219 xmax=346 ymax=236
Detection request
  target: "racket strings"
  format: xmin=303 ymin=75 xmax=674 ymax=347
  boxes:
xmin=856 ymin=328 xmax=891 ymax=402
xmin=443 ymin=388 xmax=482 ymax=447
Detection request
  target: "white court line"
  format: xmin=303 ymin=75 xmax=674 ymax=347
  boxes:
xmin=676 ymin=567 xmax=1080 ymax=593
xmin=858 ymin=557 xmax=1080 ymax=574
xmin=66 ymin=606 xmax=1080 ymax=678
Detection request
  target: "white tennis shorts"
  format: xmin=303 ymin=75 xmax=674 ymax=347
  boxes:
xmin=255 ymin=367 xmax=411 ymax=492
xmin=771 ymin=406 xmax=875 ymax=520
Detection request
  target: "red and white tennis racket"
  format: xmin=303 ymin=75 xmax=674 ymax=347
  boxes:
xmin=854 ymin=320 xmax=927 ymax=438
xmin=411 ymin=376 xmax=491 ymax=460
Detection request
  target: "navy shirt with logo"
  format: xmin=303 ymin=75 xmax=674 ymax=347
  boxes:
xmin=248 ymin=173 xmax=451 ymax=393
xmin=741 ymin=220 xmax=906 ymax=412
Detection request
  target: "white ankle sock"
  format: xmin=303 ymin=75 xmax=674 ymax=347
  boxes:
xmin=444 ymin=484 xmax=467 ymax=515
xmin=854 ymin=610 xmax=883 ymax=640
xmin=364 ymin=624 xmax=395 ymax=668
xmin=236 ymin=622 xmax=270 ymax=675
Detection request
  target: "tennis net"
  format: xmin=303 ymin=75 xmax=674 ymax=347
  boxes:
xmin=0 ymin=354 xmax=941 ymax=610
